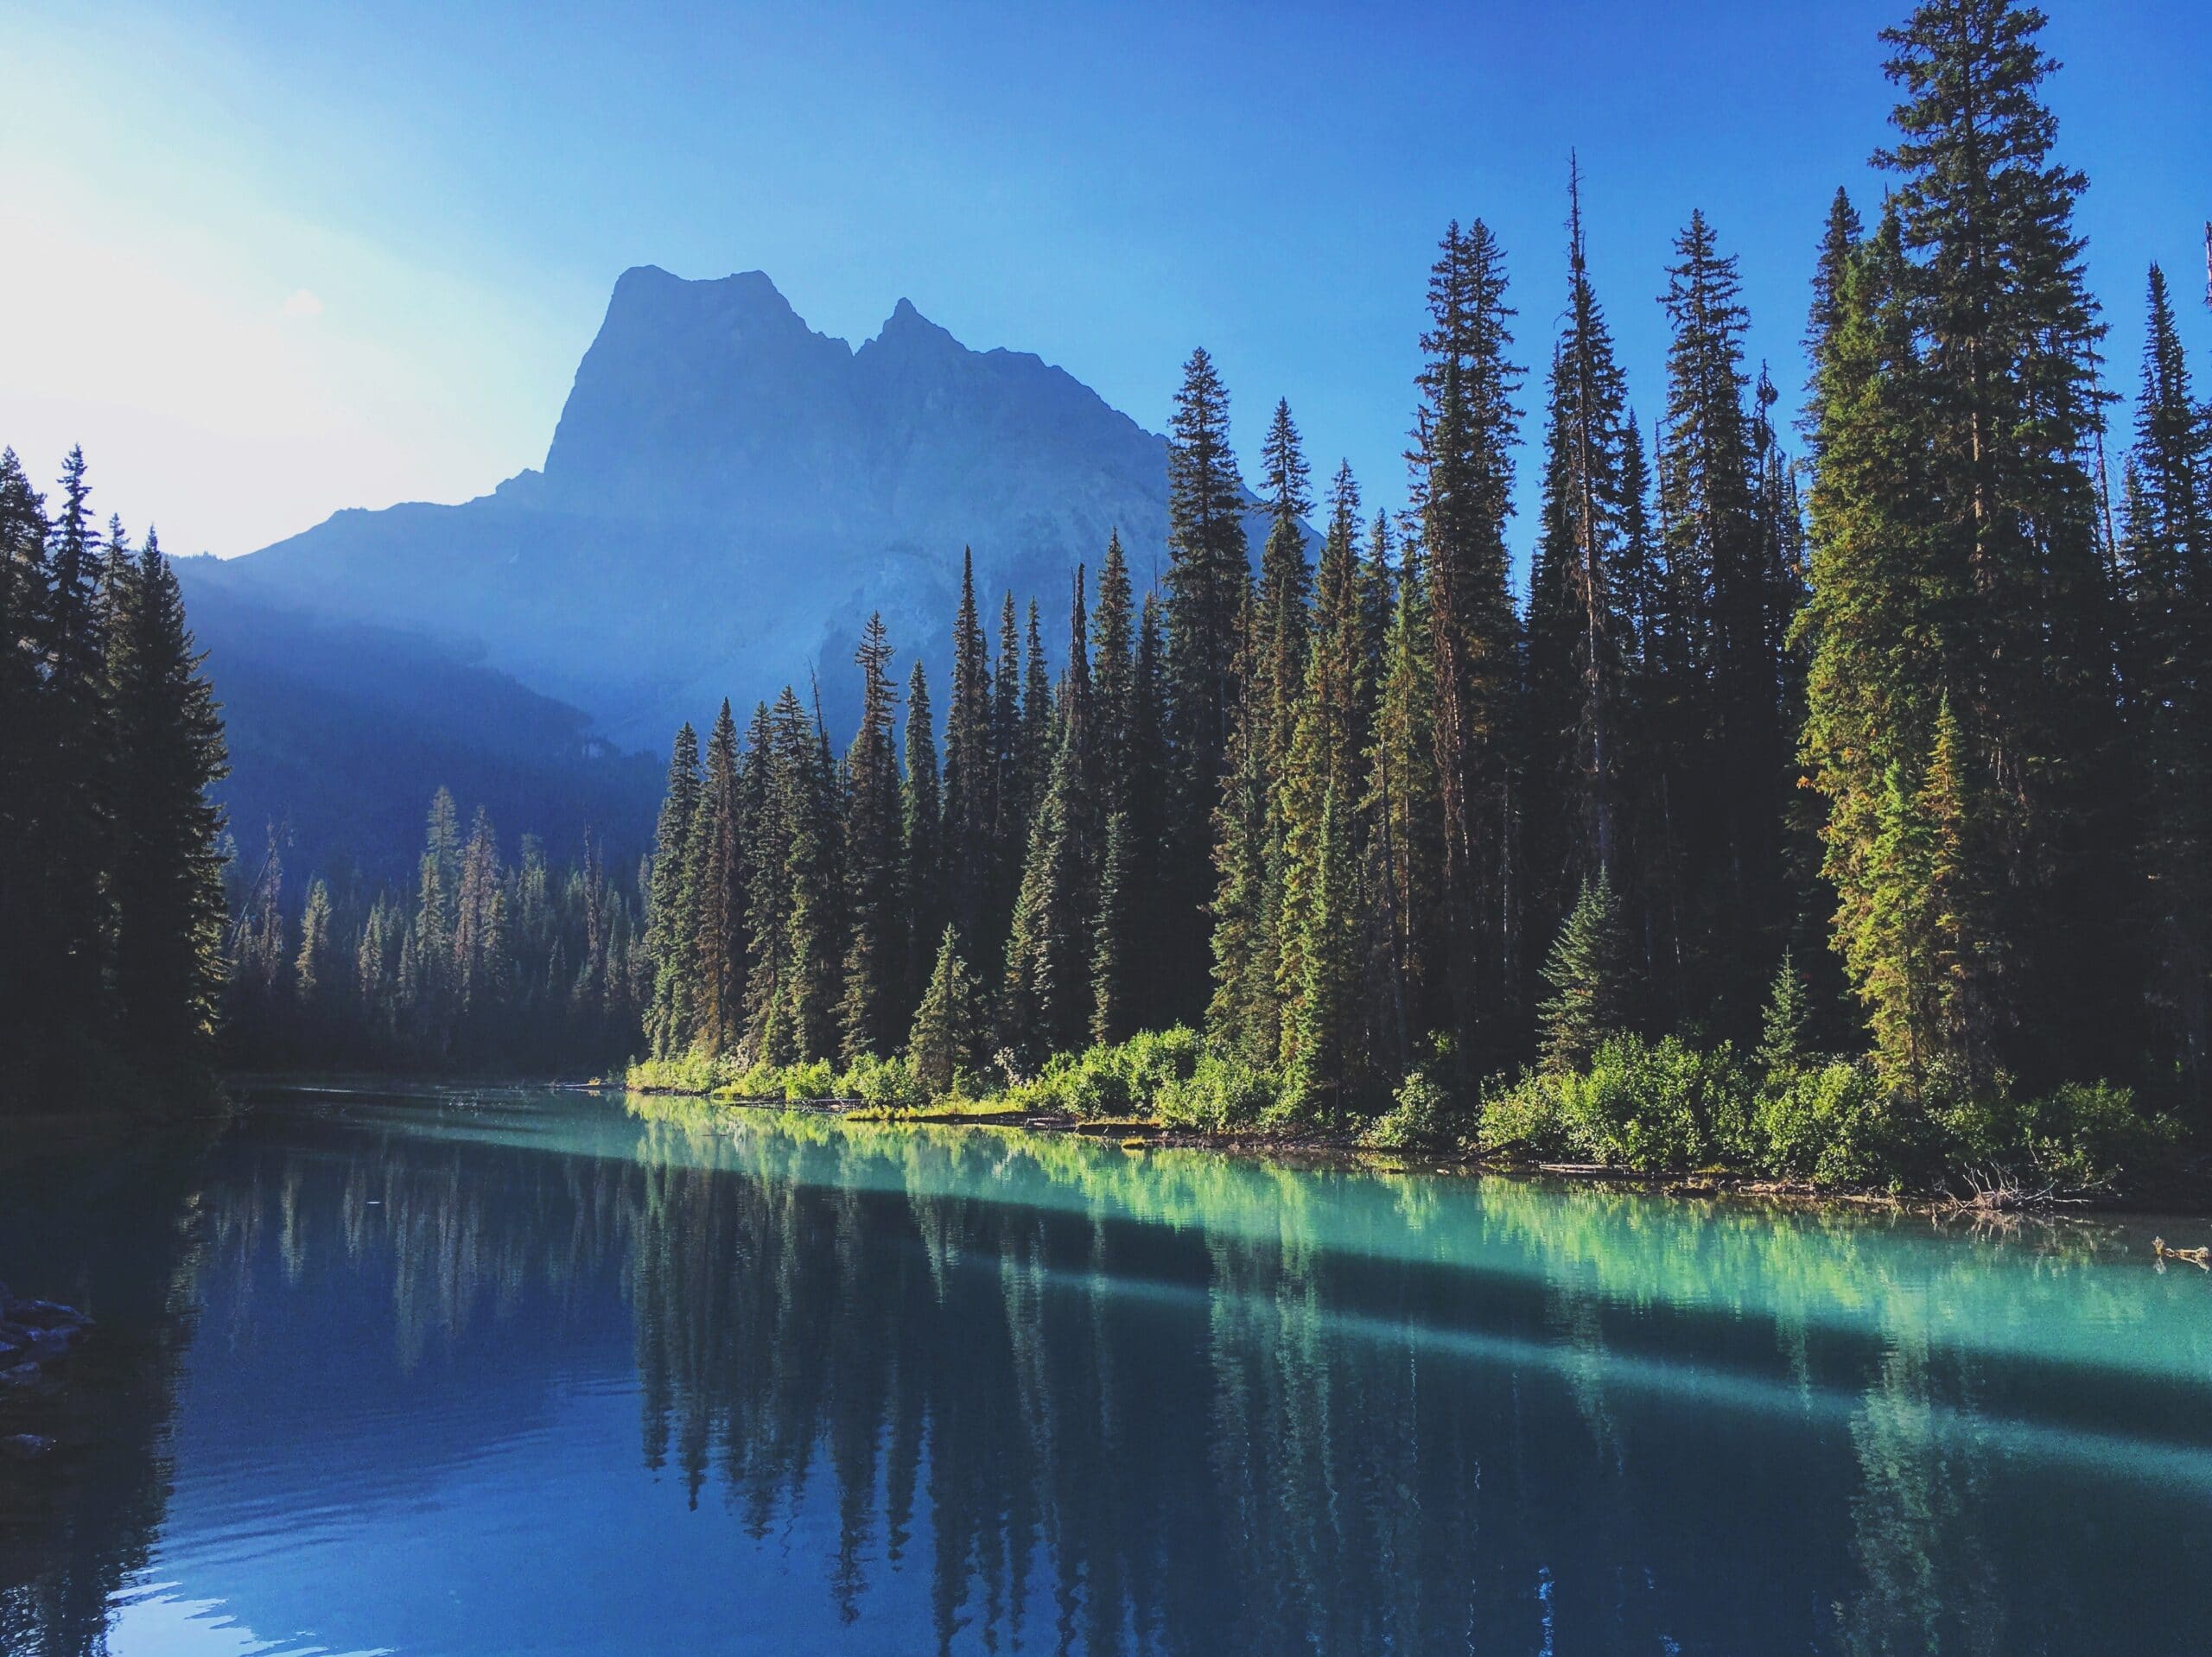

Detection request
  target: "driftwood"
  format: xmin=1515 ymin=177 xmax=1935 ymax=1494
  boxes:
xmin=2152 ymin=1237 xmax=2211 ymax=1269
xmin=1939 ymin=1166 xmax=2084 ymax=1214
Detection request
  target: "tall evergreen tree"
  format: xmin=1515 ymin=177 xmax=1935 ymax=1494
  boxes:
xmin=1207 ymin=588 xmax=1276 ymax=1058
xmin=993 ymin=590 xmax=1027 ymax=898
xmin=0 ymin=450 xmax=44 ymax=1030
xmin=1363 ymin=520 xmax=1441 ymax=1074
xmin=1873 ymin=0 xmax=2120 ymax=1083
xmin=1656 ymin=208 xmax=1789 ymax=1026
xmin=35 ymin=447 xmax=111 ymax=1019
xmin=688 ymin=700 xmax=747 ymax=1055
xmin=105 ymin=532 xmax=229 ymax=1056
xmin=643 ymin=726 xmax=701 ymax=1057
xmin=1255 ymin=398 xmax=1314 ymax=787
xmin=1420 ymin=217 xmax=1523 ymax=1070
xmin=452 ymin=805 xmax=507 ymax=1019
xmin=1090 ymin=530 xmax=1138 ymax=805
xmin=1282 ymin=458 xmax=1362 ymax=1066
xmin=941 ymin=551 xmax=996 ymax=944
xmin=1162 ymin=347 xmax=1250 ymax=1016
xmin=1527 ymin=166 xmax=1633 ymax=926
xmin=772 ymin=684 xmax=844 ymax=1063
xmin=900 ymin=660 xmax=944 ymax=1030
xmin=840 ymin=615 xmax=905 ymax=1061
xmin=2116 ymin=263 xmax=2211 ymax=1104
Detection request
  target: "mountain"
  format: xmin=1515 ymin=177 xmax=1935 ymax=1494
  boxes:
xmin=184 ymin=266 xmax=1262 ymax=752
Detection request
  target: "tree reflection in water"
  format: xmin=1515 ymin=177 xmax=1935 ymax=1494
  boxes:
xmin=2 ymin=1089 xmax=2208 ymax=1656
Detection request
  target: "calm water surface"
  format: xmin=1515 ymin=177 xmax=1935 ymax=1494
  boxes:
xmin=3 ymin=1084 xmax=2209 ymax=1655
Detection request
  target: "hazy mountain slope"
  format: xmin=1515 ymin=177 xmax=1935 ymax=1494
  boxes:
xmin=181 ymin=575 xmax=662 ymax=883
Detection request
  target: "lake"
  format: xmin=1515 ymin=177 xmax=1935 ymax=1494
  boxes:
xmin=3 ymin=1083 xmax=2209 ymax=1655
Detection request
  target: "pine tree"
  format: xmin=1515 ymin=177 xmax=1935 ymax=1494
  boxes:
xmin=908 ymin=926 xmax=985 ymax=1095
xmin=1255 ymin=398 xmax=1314 ymax=784
xmin=1207 ymin=588 xmax=1275 ymax=1058
xmin=35 ymin=447 xmax=111 ymax=1019
xmin=899 ymin=659 xmax=943 ymax=1030
xmin=1040 ymin=565 xmax=1099 ymax=1056
xmin=1090 ymin=809 xmax=1135 ymax=1046
xmin=1287 ymin=781 xmax=1360 ymax=1121
xmin=2117 ymin=264 xmax=2211 ymax=1105
xmin=993 ymin=589 xmax=1027 ymax=897
xmin=1090 ymin=530 xmax=1138 ymax=804
xmin=1022 ymin=598 xmax=1053 ymax=813
xmin=1277 ymin=463 xmax=1370 ymax=1072
xmin=1848 ymin=697 xmax=2002 ymax=1086
xmin=1804 ymin=187 xmax=1866 ymax=416
xmin=689 ymin=701 xmax=747 ymax=1055
xmin=452 ymin=806 xmax=508 ymax=1027
xmin=0 ymin=451 xmax=45 ymax=1032
xmin=1656 ymin=208 xmax=1787 ymax=1026
xmin=1800 ymin=207 xmax=1958 ymax=1085
xmin=772 ymin=684 xmax=844 ymax=1063
xmin=1756 ymin=950 xmax=1813 ymax=1080
xmin=941 ymin=550 xmax=995 ymax=944
xmin=1363 ymin=520 xmax=1441 ymax=1074
xmin=643 ymin=727 xmax=701 ymax=1057
xmin=1526 ymin=165 xmax=1631 ymax=927
xmin=1420 ymin=218 xmax=1523 ymax=1069
xmin=840 ymin=615 xmax=905 ymax=1061
xmin=1875 ymin=0 xmax=2120 ymax=1082
xmin=105 ymin=532 xmax=229 ymax=1056
xmin=1163 ymin=347 xmax=1250 ymax=1016
xmin=740 ymin=701 xmax=793 ymax=1061
xmin=1002 ymin=724 xmax=1095 ymax=1069
xmin=295 ymin=879 xmax=334 ymax=1009
xmin=1538 ymin=870 xmax=1634 ymax=1074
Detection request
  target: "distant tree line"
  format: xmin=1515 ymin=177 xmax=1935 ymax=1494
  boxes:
xmin=224 ymin=789 xmax=644 ymax=1073
xmin=0 ymin=445 xmax=230 ymax=1093
xmin=632 ymin=0 xmax=2209 ymax=1128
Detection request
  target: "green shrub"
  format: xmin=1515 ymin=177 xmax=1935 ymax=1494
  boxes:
xmin=778 ymin=1059 xmax=837 ymax=1101
xmin=1154 ymin=1052 xmax=1287 ymax=1132
xmin=837 ymin=1052 xmax=929 ymax=1112
xmin=627 ymin=1051 xmax=726 ymax=1094
xmin=1479 ymin=1070 xmax=1571 ymax=1160
xmin=1359 ymin=1068 xmax=1465 ymax=1152
xmin=1554 ymin=1035 xmax=1752 ymax=1173
xmin=2022 ymin=1082 xmax=2177 ymax=1190
xmin=1003 ymin=1026 xmax=1205 ymax=1119
xmin=1937 ymin=1078 xmax=2176 ymax=1191
xmin=1755 ymin=1059 xmax=1915 ymax=1188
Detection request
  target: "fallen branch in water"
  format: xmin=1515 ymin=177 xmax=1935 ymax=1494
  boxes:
xmin=1940 ymin=1165 xmax=2089 ymax=1214
xmin=2152 ymin=1237 xmax=2212 ymax=1269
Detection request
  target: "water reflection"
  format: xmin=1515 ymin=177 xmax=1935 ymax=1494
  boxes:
xmin=4 ymin=1089 xmax=2210 ymax=1655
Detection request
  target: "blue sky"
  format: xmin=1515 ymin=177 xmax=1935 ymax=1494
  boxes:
xmin=3 ymin=0 xmax=2206 ymax=562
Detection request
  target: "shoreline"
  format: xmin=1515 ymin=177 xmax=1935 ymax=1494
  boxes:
xmin=204 ymin=1070 xmax=2212 ymax=1224
xmin=621 ymin=1083 xmax=2212 ymax=1224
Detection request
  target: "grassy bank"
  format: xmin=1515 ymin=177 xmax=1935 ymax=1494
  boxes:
xmin=628 ymin=1029 xmax=2197 ymax=1207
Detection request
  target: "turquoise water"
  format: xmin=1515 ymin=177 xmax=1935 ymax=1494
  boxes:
xmin=3 ymin=1083 xmax=2210 ymax=1655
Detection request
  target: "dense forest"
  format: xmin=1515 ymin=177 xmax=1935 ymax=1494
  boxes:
xmin=223 ymin=790 xmax=644 ymax=1073
xmin=616 ymin=0 xmax=2209 ymax=1183
xmin=0 ymin=446 xmax=230 ymax=1098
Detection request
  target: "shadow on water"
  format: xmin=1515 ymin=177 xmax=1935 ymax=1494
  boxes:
xmin=0 ymin=1114 xmax=222 ymax=1657
xmin=3 ymin=1085 xmax=2209 ymax=1655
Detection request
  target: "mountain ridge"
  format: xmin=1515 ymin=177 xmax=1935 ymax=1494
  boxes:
xmin=184 ymin=264 xmax=1260 ymax=750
